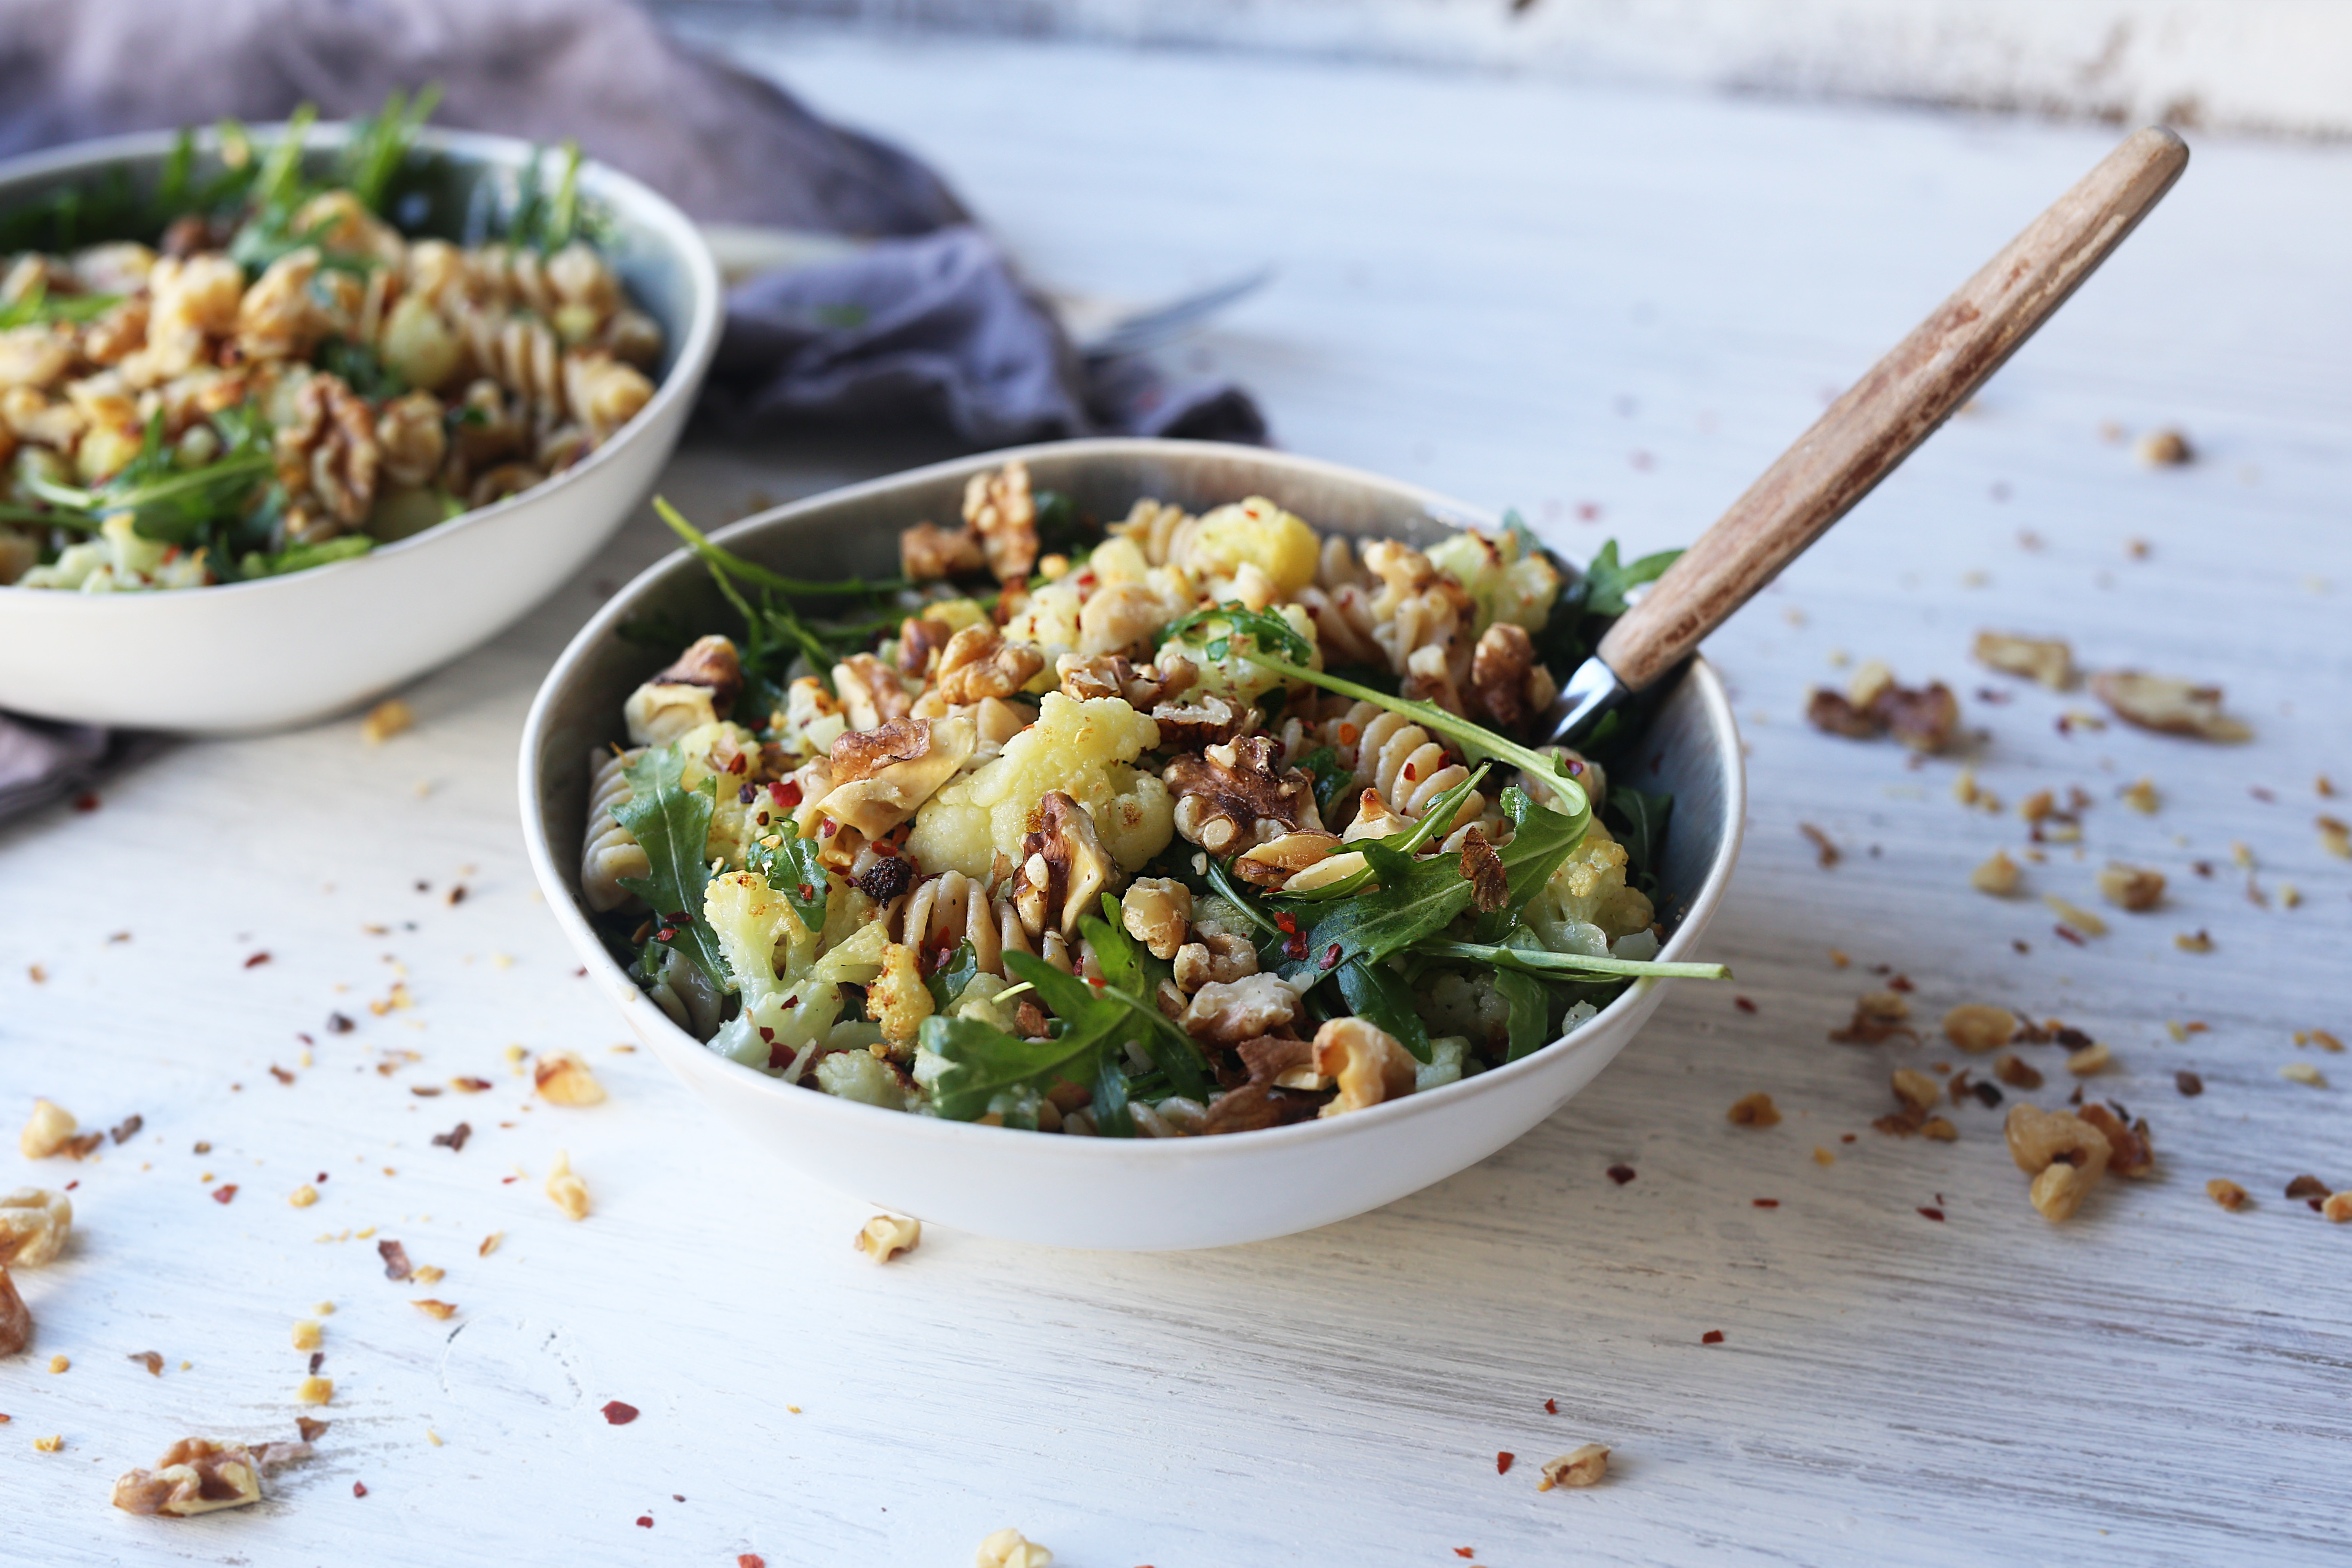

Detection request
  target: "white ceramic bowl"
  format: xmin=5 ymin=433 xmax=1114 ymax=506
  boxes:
xmin=521 ymin=440 xmax=1745 ymax=1250
xmin=0 ymin=124 xmax=722 ymax=734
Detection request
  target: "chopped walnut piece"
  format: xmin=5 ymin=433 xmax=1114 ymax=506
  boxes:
xmin=377 ymin=1238 xmax=412 ymax=1281
xmin=1119 ymin=878 xmax=1192 ymax=961
xmin=1538 ymin=1444 xmax=1611 ymax=1491
xmin=1871 ymin=681 xmax=1962 ymax=753
xmin=291 ymin=1320 xmax=322 ymax=1352
xmin=2043 ymin=894 xmax=2108 ymax=937
xmin=1973 ymin=631 xmax=2075 ymax=690
xmin=974 ymin=1527 xmax=1054 ymax=1568
xmin=110 ymin=1439 xmax=263 ymax=1517
xmin=0 ymin=1266 xmax=28 ymax=1356
xmin=1165 ymin=735 xmax=1319 ymax=854
xmin=2089 ymin=671 xmax=2250 ymax=742
xmin=2286 ymin=1174 xmax=2331 ymax=1201
xmin=413 ymin=1300 xmax=457 ymax=1321
xmin=1013 ymin=792 xmax=1118 ymax=940
xmin=1458 ymin=830 xmax=1508 ymax=912
xmin=1804 ymin=688 xmax=1879 ymax=739
xmin=963 ymin=460 xmax=1038 ymax=584
xmin=129 ymin=1351 xmax=163 ymax=1377
xmin=1970 ymin=849 xmax=2021 ymax=896
xmin=1313 ymin=1017 xmax=1418 ymax=1118
xmin=2003 ymin=1103 xmax=2110 ymax=1219
xmin=2281 ymin=1062 xmax=2327 ymax=1087
xmin=2175 ymin=930 xmax=2214 ymax=953
xmin=1196 ymin=1081 xmax=1324 ymax=1135
xmin=18 ymin=1099 xmax=77 ymax=1159
xmin=2066 ymin=1040 xmax=2113 ymax=1076
xmin=854 ymin=1214 xmax=921 ymax=1263
xmin=1173 ymin=931 xmax=1258 ymax=992
xmin=360 ymin=698 xmax=414 ymax=745
xmin=651 ymin=634 xmax=745 ymax=715
xmin=897 ymin=614 xmax=954 ymax=676
xmin=1184 ymin=974 xmax=1302 ymax=1045
xmin=1921 ymin=1115 xmax=1959 ymax=1141
xmin=2120 ymin=777 xmax=2159 ymax=813
xmin=533 ymin=1051 xmax=608 ymax=1107
xmin=933 ymin=627 xmax=1045 ymax=705
xmin=2135 ymin=428 xmax=2191 ymax=466
xmin=1890 ymin=1069 xmax=1942 ymax=1113
xmin=1468 ymin=622 xmax=1554 ymax=733
xmin=1799 ymin=823 xmax=1842 ymax=869
xmin=2319 ymin=816 xmax=2351 ymax=859
xmin=1235 ymin=1035 xmax=1319 ymax=1086
xmin=2205 ymin=1179 xmax=2250 ymax=1212
xmin=1726 ymin=1092 xmax=1781 ymax=1128
xmin=2324 ymin=1192 xmax=2352 ymax=1223
xmin=2077 ymin=1103 xmax=2154 ymax=1179
xmin=1828 ymin=991 xmax=1917 ymax=1046
xmin=2030 ymin=1159 xmax=2099 ymax=1221
xmin=0 ymin=1189 xmax=71 ymax=1268
xmin=832 ymin=653 xmax=916 ymax=732
xmin=545 ymin=1151 xmax=591 ymax=1220
xmin=1149 ymin=691 xmax=1250 ymax=750
xmin=2096 ymin=863 xmax=2165 ymax=912
xmin=1942 ymin=1005 xmax=2016 ymax=1054
xmin=296 ymin=1375 xmax=334 ymax=1406
xmin=1993 ymin=1054 xmax=2044 ymax=1090
xmin=899 ymin=519 xmax=986 ymax=581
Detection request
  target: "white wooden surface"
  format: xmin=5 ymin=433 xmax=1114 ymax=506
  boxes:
xmin=6 ymin=31 xmax=2351 ymax=1567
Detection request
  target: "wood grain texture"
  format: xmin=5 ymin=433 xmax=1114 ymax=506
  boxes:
xmin=3 ymin=28 xmax=2349 ymax=1568
xmin=1598 ymin=126 xmax=2188 ymax=691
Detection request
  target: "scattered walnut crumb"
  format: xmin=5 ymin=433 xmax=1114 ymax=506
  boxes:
xmin=2175 ymin=929 xmax=2214 ymax=952
xmin=2280 ymin=1063 xmax=2327 ymax=1088
xmin=2078 ymin=1104 xmax=2155 ymax=1179
xmin=533 ymin=1051 xmax=607 ymax=1107
xmin=1972 ymin=631 xmax=2074 ymax=690
xmin=1828 ymin=949 xmax=1850 ymax=969
xmin=296 ymin=1376 xmax=334 ymax=1406
xmin=855 ymin=1214 xmax=921 ymax=1263
xmin=292 ymin=1320 xmax=322 ymax=1351
xmin=110 ymin=1437 xmax=267 ymax=1517
xmin=1798 ymin=823 xmax=1841 ymax=869
xmin=18 ymin=1099 xmax=78 ymax=1160
xmin=2324 ymin=1193 xmax=2352 ymax=1223
xmin=2119 ymin=777 xmax=2159 ymax=813
xmin=478 ymin=1232 xmax=502 ymax=1258
xmin=2134 ymin=428 xmax=2191 ymax=466
xmin=2304 ymin=1030 xmax=2345 ymax=1054
xmin=1813 ymin=1147 xmax=1834 ymax=1166
xmin=2090 ymin=671 xmax=2250 ymax=742
xmin=34 ymin=1433 xmax=62 ymax=1452
xmin=1829 ymin=991 xmax=1916 ymax=1046
xmin=0 ymin=1188 xmax=72 ymax=1268
xmin=48 ymin=1354 xmax=68 ymax=1373
xmin=412 ymin=1265 xmax=444 ymax=1285
xmin=975 ymin=1528 xmax=1054 ymax=1568
xmin=2319 ymin=816 xmax=2351 ymax=859
xmin=360 ymin=699 xmax=414 ymax=746
xmin=2278 ymin=882 xmax=2303 ymax=909
xmin=2095 ymin=864 xmax=2165 ymax=912
xmin=545 ymin=1151 xmax=590 ymax=1220
xmin=1942 ymin=1004 xmax=2015 ymax=1054
xmin=1971 ymin=850 xmax=2021 ymax=896
xmin=289 ymin=1184 xmax=318 ymax=1209
xmin=413 ymin=1300 xmax=456 ymax=1321
xmin=2066 ymin=1041 xmax=2113 ymax=1076
xmin=2042 ymin=895 xmax=2108 ymax=937
xmin=1890 ymin=1069 xmax=1942 ymax=1113
xmin=1726 ymin=1092 xmax=1781 ymax=1128
xmin=1988 ymin=1054 xmax=2041 ymax=1090
xmin=1921 ymin=1116 xmax=1958 ymax=1142
xmin=2286 ymin=1174 xmax=2330 ymax=1201
xmin=2006 ymin=1103 xmax=2109 ymax=1222
xmin=127 ymin=1351 xmax=164 ymax=1377
xmin=2205 ymin=1179 xmax=2249 ymax=1212
xmin=1537 ymin=1444 xmax=1611 ymax=1491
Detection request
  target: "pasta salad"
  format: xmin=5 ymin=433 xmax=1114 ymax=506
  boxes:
xmin=585 ymin=466 xmax=1724 ymax=1137
xmin=0 ymin=92 xmax=661 ymax=591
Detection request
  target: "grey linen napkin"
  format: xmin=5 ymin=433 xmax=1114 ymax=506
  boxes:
xmin=0 ymin=0 xmax=1268 ymax=815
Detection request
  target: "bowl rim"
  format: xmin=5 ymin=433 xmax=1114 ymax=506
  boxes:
xmin=519 ymin=436 xmax=1747 ymax=1162
xmin=0 ymin=120 xmax=723 ymax=603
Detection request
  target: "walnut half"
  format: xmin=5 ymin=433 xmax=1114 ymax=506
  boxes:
xmin=1314 ymin=1017 xmax=1418 ymax=1117
xmin=1012 ymin=792 xmax=1119 ymax=941
xmin=110 ymin=1439 xmax=263 ymax=1517
xmin=1165 ymin=735 xmax=1320 ymax=854
xmin=0 ymin=1188 xmax=71 ymax=1268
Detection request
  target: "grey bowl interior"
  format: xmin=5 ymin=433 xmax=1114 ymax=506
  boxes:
xmin=0 ymin=121 xmax=702 ymax=394
xmin=528 ymin=438 xmax=1733 ymax=959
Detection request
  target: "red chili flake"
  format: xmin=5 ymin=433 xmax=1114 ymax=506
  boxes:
xmin=819 ymin=820 xmax=837 ymax=836
xmin=1562 ymin=757 xmax=1584 ymax=776
xmin=211 ymin=1184 xmax=237 ymax=1204
xmin=1402 ymin=762 xmax=1418 ymax=783
xmin=2054 ymin=925 xmax=2086 ymax=946
xmin=636 ymin=1517 xmax=653 ymax=1529
xmin=1918 ymin=1206 xmax=1946 ymax=1222
xmin=1701 ymin=1330 xmax=1725 ymax=1344
xmin=871 ymin=839 xmax=898 ymax=858
xmin=1495 ymin=1452 xmax=1514 ymax=1474
xmin=353 ymin=1482 xmax=368 ymax=1498
xmin=797 ymin=884 xmax=816 ymax=901
xmin=729 ymin=753 xmax=747 ymax=775
xmin=72 ymin=792 xmax=99 ymax=812
xmin=1887 ymin=974 xmax=1914 ymax=992
xmin=1733 ymin=995 xmax=1757 ymax=1013
xmin=655 ymin=927 xmax=677 ymax=943
xmin=296 ymin=1031 xmax=315 ymax=1045
xmin=601 ymin=1401 xmax=640 ymax=1426
xmin=453 ymin=1077 xmax=492 ymax=1093
xmin=327 ymin=1012 xmax=355 ymax=1033
xmin=1088 ymin=976 xmax=1106 ymax=989
xmin=1753 ymin=1198 xmax=1779 ymax=1208
xmin=501 ymin=1176 xmax=518 ymax=1184
xmin=769 ymin=780 xmax=802 ymax=808
xmin=64 ymin=1180 xmax=77 ymax=1191
xmin=1841 ymin=1133 xmax=1856 ymax=1143
xmin=740 ymin=1558 xmax=768 ymax=1568
xmin=1544 ymin=1398 xmax=1557 ymax=1414
xmin=1273 ymin=912 xmax=1298 ymax=935
xmin=1457 ymin=1551 xmax=1476 ymax=1560
xmin=244 ymin=951 xmax=271 ymax=968
xmin=1283 ymin=934 xmax=1308 ymax=961
xmin=1320 ymin=942 xmax=1341 ymax=971
xmin=1605 ymin=1164 xmax=1636 ymax=1185
xmin=317 ymin=1172 xmax=329 ymax=1182
xmin=309 ymin=1351 xmax=324 ymax=1375
xmin=268 ymin=1065 xmax=295 ymax=1085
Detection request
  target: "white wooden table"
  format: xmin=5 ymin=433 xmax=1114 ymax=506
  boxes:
xmin=6 ymin=29 xmax=2349 ymax=1567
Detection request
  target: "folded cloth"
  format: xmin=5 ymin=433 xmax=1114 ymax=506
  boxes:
xmin=0 ymin=714 xmax=153 ymax=822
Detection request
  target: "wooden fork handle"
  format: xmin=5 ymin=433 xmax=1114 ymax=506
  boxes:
xmin=1595 ymin=126 xmax=2189 ymax=693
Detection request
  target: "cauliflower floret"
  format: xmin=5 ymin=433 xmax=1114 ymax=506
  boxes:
xmin=1415 ymin=1035 xmax=1473 ymax=1093
xmin=867 ymin=941 xmax=934 ymax=1046
xmin=701 ymin=871 xmax=835 ymax=1072
xmin=1416 ymin=972 xmax=1509 ymax=1047
xmin=774 ymin=676 xmax=847 ymax=761
xmin=1524 ymin=819 xmax=1655 ymax=957
xmin=669 ymin=720 xmax=766 ymax=867
xmin=1427 ymin=525 xmax=1561 ymax=637
xmin=908 ymin=692 xmax=1173 ymax=875
xmin=809 ymin=919 xmax=894 ymax=984
xmin=1155 ymin=601 xmax=1318 ymax=707
xmin=1190 ymin=497 xmax=1320 ymax=598
xmin=814 ymin=1048 xmax=908 ymax=1109
xmin=1001 ymin=580 xmax=1084 ymax=671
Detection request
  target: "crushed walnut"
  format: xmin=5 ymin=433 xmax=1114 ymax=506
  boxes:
xmin=533 ymin=1051 xmax=608 ymax=1107
xmin=0 ymin=1189 xmax=71 ymax=1268
xmin=2089 ymin=671 xmax=2250 ymax=742
xmin=1942 ymin=1005 xmax=2016 ymax=1054
xmin=1970 ymin=850 xmax=2021 ymax=896
xmin=2205 ymin=1179 xmax=2249 ymax=1212
xmin=855 ymin=1214 xmax=921 ymax=1263
xmin=545 ymin=1151 xmax=591 ymax=1220
xmin=0 ymin=1266 xmax=29 ymax=1357
xmin=975 ymin=1527 xmax=1054 ymax=1568
xmin=2005 ymin=1103 xmax=2109 ymax=1222
xmin=2095 ymin=863 xmax=2165 ymax=912
xmin=18 ymin=1099 xmax=80 ymax=1160
xmin=1805 ymin=662 xmax=1960 ymax=752
xmin=1829 ymin=991 xmax=1917 ymax=1046
xmin=360 ymin=698 xmax=414 ymax=746
xmin=1537 ymin=1443 xmax=1611 ymax=1491
xmin=1972 ymin=631 xmax=2074 ymax=690
xmin=110 ymin=1438 xmax=264 ymax=1517
xmin=1726 ymin=1092 xmax=1781 ymax=1128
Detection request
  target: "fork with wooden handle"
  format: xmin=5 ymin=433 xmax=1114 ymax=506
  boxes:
xmin=1547 ymin=126 xmax=2190 ymax=744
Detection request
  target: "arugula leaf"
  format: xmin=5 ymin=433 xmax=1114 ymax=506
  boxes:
xmin=1413 ymin=938 xmax=1730 ymax=983
xmin=924 ymin=940 xmax=983 ymax=1015
xmin=1494 ymin=964 xmax=1552 ymax=1063
xmin=338 ymin=85 xmax=442 ymax=214
xmin=315 ymin=336 xmax=407 ymax=399
xmin=1334 ymin=958 xmax=1433 ymax=1064
xmin=922 ymin=948 xmax=1155 ymax=1121
xmin=1488 ymin=786 xmax=1593 ymax=925
xmin=1269 ymin=764 xmax=1489 ymax=906
xmin=1073 ymin=902 xmax=1212 ymax=1101
xmin=1164 ymin=600 xmax=1314 ymax=665
xmin=1241 ymin=651 xmax=1582 ymax=792
xmin=1581 ymin=539 xmax=1683 ymax=618
xmin=1291 ymin=745 xmax=1355 ymax=819
xmin=1092 ymin=1046 xmax=1135 ymax=1138
xmin=0 ymin=281 xmax=124 ymax=331
xmin=27 ymin=410 xmax=275 ymax=546
xmin=1603 ymin=784 xmax=1674 ymax=897
xmin=609 ymin=744 xmax=730 ymax=991
xmin=655 ymin=496 xmax=909 ymax=598
xmin=745 ymin=821 xmax=829 ymax=932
